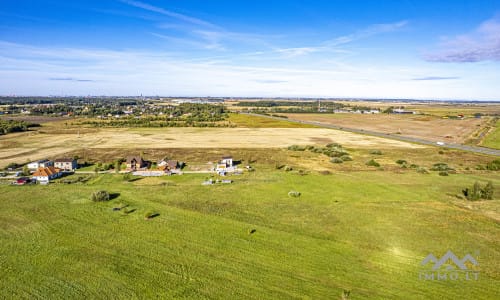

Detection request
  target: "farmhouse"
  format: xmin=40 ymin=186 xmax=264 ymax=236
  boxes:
xmin=215 ymin=155 xmax=236 ymax=174
xmin=54 ymin=158 xmax=78 ymax=171
xmin=126 ymin=156 xmax=148 ymax=171
xmin=32 ymin=166 xmax=62 ymax=184
xmin=27 ymin=159 xmax=53 ymax=170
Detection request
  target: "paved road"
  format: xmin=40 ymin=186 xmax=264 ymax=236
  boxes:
xmin=244 ymin=113 xmax=500 ymax=156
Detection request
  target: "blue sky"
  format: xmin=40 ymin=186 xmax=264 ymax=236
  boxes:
xmin=0 ymin=1 xmax=499 ymax=99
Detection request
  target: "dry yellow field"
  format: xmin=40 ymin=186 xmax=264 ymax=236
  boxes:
xmin=0 ymin=126 xmax=425 ymax=168
xmin=279 ymin=113 xmax=486 ymax=143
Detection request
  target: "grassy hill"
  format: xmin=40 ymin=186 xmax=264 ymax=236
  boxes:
xmin=0 ymin=169 xmax=498 ymax=299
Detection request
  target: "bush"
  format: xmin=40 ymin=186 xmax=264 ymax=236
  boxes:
xmin=340 ymin=155 xmax=353 ymax=162
xmin=288 ymin=190 xmax=301 ymax=198
xmin=438 ymin=150 xmax=444 ymax=154
xmin=438 ymin=171 xmax=449 ymax=176
xmin=396 ymin=159 xmax=407 ymax=165
xmin=430 ymin=163 xmax=454 ymax=172
xmin=91 ymin=190 xmax=110 ymax=202
xmin=486 ymin=159 xmax=500 ymax=171
xmin=284 ymin=165 xmax=293 ymax=171
xmin=417 ymin=167 xmax=429 ymax=174
xmin=331 ymin=157 xmax=343 ymax=164
xmin=463 ymin=181 xmax=494 ymax=201
xmin=326 ymin=143 xmax=343 ymax=148
xmin=365 ymin=159 xmax=380 ymax=167
xmin=370 ymin=150 xmax=382 ymax=155
xmin=122 ymin=173 xmax=132 ymax=181
xmin=287 ymin=145 xmax=306 ymax=151
xmin=409 ymin=164 xmax=418 ymax=169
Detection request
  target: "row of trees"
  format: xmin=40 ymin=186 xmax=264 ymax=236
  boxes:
xmin=0 ymin=119 xmax=39 ymax=135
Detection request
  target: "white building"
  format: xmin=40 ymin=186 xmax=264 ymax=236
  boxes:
xmin=27 ymin=159 xmax=53 ymax=170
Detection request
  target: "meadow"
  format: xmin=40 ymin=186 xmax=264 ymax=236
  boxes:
xmin=1 ymin=111 xmax=499 ymax=299
xmin=481 ymin=119 xmax=500 ymax=149
xmin=0 ymin=167 xmax=499 ymax=299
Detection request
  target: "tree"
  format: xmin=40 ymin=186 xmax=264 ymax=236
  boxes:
xmin=483 ymin=181 xmax=494 ymax=200
xmin=470 ymin=182 xmax=482 ymax=201
xmin=22 ymin=165 xmax=30 ymax=176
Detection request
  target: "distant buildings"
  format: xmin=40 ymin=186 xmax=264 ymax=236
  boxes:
xmin=54 ymin=158 xmax=78 ymax=171
xmin=27 ymin=159 xmax=54 ymax=170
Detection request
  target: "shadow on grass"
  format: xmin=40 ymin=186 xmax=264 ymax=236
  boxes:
xmin=109 ymin=193 xmax=120 ymax=200
xmin=127 ymin=178 xmax=143 ymax=182
xmin=146 ymin=213 xmax=160 ymax=219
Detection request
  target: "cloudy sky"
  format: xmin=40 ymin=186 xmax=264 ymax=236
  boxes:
xmin=0 ymin=1 xmax=499 ymax=100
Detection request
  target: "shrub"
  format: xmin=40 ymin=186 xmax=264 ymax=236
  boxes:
xmin=486 ymin=159 xmax=500 ymax=171
xmin=438 ymin=150 xmax=444 ymax=154
xmin=409 ymin=164 xmax=418 ymax=169
xmin=417 ymin=167 xmax=429 ymax=174
xmin=91 ymin=190 xmax=110 ymax=202
xmin=326 ymin=143 xmax=342 ymax=148
xmin=438 ymin=171 xmax=449 ymax=176
xmin=122 ymin=173 xmax=132 ymax=181
xmin=331 ymin=157 xmax=343 ymax=164
xmin=396 ymin=159 xmax=407 ymax=165
xmin=287 ymin=145 xmax=306 ymax=151
xmin=284 ymin=166 xmax=293 ymax=171
xmin=288 ymin=190 xmax=301 ymax=197
xmin=340 ymin=155 xmax=353 ymax=162
xmin=365 ymin=159 xmax=380 ymax=167
xmin=370 ymin=150 xmax=382 ymax=155
xmin=483 ymin=181 xmax=494 ymax=200
xmin=431 ymin=163 xmax=454 ymax=172
xmin=462 ymin=181 xmax=494 ymax=201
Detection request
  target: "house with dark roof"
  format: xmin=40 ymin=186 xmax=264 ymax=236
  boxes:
xmin=126 ymin=156 xmax=148 ymax=171
xmin=54 ymin=158 xmax=77 ymax=171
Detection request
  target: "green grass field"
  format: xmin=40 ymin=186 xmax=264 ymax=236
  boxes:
xmin=482 ymin=120 xmax=500 ymax=149
xmin=1 ymin=168 xmax=499 ymax=299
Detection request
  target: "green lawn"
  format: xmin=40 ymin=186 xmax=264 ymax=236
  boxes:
xmin=0 ymin=169 xmax=499 ymax=299
xmin=482 ymin=120 xmax=500 ymax=149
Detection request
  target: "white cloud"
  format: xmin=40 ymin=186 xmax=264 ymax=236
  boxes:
xmin=120 ymin=0 xmax=216 ymax=28
xmin=425 ymin=16 xmax=500 ymax=62
xmin=0 ymin=40 xmax=498 ymax=100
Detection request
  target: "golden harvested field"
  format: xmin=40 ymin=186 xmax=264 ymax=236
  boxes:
xmin=279 ymin=113 xmax=486 ymax=143
xmin=0 ymin=125 xmax=425 ymax=168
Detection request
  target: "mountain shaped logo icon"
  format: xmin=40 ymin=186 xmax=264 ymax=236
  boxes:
xmin=422 ymin=250 xmax=478 ymax=270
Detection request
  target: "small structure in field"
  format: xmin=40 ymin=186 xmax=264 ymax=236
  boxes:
xmin=215 ymin=155 xmax=237 ymax=174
